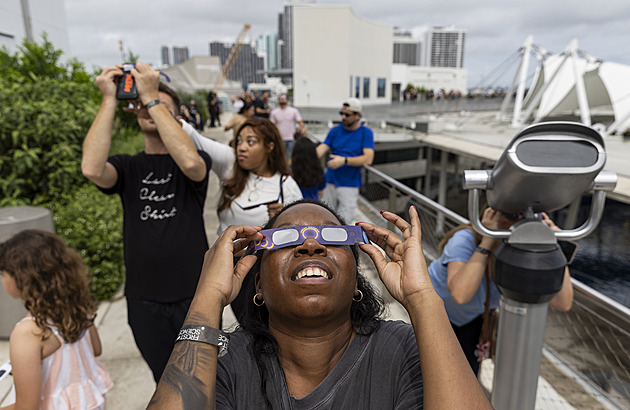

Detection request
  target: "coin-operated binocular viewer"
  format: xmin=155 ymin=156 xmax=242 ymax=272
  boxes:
xmin=463 ymin=122 xmax=617 ymax=410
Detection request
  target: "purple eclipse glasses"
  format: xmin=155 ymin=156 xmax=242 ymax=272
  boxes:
xmin=246 ymin=225 xmax=370 ymax=253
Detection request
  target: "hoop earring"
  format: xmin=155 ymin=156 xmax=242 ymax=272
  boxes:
xmin=253 ymin=293 xmax=265 ymax=307
xmin=353 ymin=290 xmax=363 ymax=302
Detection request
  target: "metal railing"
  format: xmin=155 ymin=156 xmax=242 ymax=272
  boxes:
xmin=359 ymin=163 xmax=630 ymax=409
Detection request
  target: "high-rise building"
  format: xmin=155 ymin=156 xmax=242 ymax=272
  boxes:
xmin=424 ymin=26 xmax=466 ymax=68
xmin=209 ymin=41 xmax=265 ymax=84
xmin=161 ymin=46 xmax=170 ymax=66
xmin=256 ymin=32 xmax=279 ymax=71
xmin=393 ymin=29 xmax=421 ymax=66
xmin=277 ymin=1 xmax=316 ymax=70
xmin=278 ymin=4 xmax=293 ymax=69
xmin=172 ymin=46 xmax=189 ymax=65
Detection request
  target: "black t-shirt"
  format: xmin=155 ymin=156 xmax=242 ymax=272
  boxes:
xmin=216 ymin=321 xmax=423 ymax=409
xmin=99 ymin=151 xmax=212 ymax=302
xmin=254 ymin=98 xmax=269 ymax=118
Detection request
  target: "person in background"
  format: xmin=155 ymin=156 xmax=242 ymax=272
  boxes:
xmin=181 ymin=100 xmax=202 ymax=130
xmin=428 ymin=207 xmax=574 ymax=375
xmin=182 ymin=117 xmax=302 ymax=320
xmin=231 ymin=94 xmax=244 ymax=115
xmin=316 ymin=98 xmax=374 ymax=223
xmin=147 ymin=200 xmax=492 ymax=409
xmin=81 ymin=62 xmax=211 ymax=382
xmin=188 ymin=99 xmax=202 ymax=130
xmin=291 ymin=134 xmax=325 ymax=200
xmin=270 ymin=93 xmax=305 ymax=158
xmin=254 ymin=91 xmax=271 ymax=119
xmin=0 ymin=230 xmax=113 ymax=409
xmin=207 ymin=91 xmax=221 ymax=128
xmin=224 ymin=101 xmax=255 ymax=138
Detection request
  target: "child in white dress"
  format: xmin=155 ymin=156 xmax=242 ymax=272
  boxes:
xmin=0 ymin=230 xmax=113 ymax=409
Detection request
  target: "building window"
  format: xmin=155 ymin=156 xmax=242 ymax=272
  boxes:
xmin=363 ymin=77 xmax=370 ymax=98
xmin=377 ymin=78 xmax=386 ymax=98
xmin=355 ymin=77 xmax=361 ymax=98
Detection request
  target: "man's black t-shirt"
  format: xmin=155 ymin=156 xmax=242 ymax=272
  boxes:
xmin=100 ymin=151 xmax=212 ymax=302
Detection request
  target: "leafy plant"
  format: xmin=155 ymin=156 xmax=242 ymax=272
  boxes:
xmin=0 ymin=35 xmax=100 ymax=206
xmin=0 ymin=35 xmax=144 ymax=299
xmin=49 ymin=185 xmax=125 ymax=300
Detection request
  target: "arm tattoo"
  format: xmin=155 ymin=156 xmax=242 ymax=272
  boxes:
xmin=148 ymin=309 xmax=221 ymax=409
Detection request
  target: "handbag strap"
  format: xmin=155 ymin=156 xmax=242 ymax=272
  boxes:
xmin=279 ymin=174 xmax=286 ymax=203
xmin=482 ymin=254 xmax=494 ymax=327
xmin=483 ymin=266 xmax=491 ymax=319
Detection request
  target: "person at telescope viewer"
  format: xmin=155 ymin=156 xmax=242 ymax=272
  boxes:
xmin=428 ymin=207 xmax=573 ymax=375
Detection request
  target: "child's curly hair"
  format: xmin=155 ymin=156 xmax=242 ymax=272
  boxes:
xmin=0 ymin=230 xmax=96 ymax=343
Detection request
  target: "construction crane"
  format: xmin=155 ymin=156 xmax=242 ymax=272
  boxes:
xmin=213 ymin=24 xmax=251 ymax=93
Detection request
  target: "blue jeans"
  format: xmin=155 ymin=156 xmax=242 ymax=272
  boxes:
xmin=284 ymin=139 xmax=294 ymax=158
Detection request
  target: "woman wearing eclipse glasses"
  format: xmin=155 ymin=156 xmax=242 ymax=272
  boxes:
xmin=148 ymin=199 xmax=492 ymax=409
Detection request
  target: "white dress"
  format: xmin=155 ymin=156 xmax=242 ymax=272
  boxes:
xmin=7 ymin=318 xmax=113 ymax=409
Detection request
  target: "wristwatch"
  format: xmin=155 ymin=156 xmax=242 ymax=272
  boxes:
xmin=175 ymin=325 xmax=230 ymax=357
xmin=475 ymin=246 xmax=492 ymax=256
xmin=144 ymin=99 xmax=163 ymax=110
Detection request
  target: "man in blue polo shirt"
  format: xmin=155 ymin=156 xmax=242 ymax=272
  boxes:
xmin=316 ymin=98 xmax=375 ymax=223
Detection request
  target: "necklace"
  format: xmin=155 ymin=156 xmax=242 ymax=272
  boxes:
xmin=248 ymin=175 xmax=263 ymax=202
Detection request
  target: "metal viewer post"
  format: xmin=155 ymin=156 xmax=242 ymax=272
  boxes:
xmin=462 ymin=122 xmax=616 ymax=410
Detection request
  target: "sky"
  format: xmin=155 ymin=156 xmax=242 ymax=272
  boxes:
xmin=64 ymin=0 xmax=630 ymax=88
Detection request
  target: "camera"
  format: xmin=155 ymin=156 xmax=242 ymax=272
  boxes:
xmin=116 ymin=63 xmax=138 ymax=100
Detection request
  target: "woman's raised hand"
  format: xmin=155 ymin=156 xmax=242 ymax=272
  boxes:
xmin=358 ymin=206 xmax=433 ymax=309
xmin=195 ymin=225 xmax=263 ymax=308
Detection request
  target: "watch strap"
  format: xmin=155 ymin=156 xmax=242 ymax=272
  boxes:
xmin=475 ymin=246 xmax=492 ymax=256
xmin=175 ymin=325 xmax=229 ymax=357
xmin=144 ymin=99 xmax=163 ymax=110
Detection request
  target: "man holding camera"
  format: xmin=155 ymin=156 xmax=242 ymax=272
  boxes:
xmin=81 ymin=62 xmax=212 ymax=382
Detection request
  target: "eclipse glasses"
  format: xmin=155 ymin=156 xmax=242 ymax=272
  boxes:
xmin=246 ymin=225 xmax=370 ymax=254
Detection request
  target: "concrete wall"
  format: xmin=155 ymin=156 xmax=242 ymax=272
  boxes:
xmin=292 ymin=5 xmax=392 ymax=108
xmin=391 ymin=64 xmax=468 ymax=97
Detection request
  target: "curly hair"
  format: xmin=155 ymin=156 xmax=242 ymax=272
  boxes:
xmin=238 ymin=199 xmax=386 ymax=407
xmin=0 ymin=230 xmax=96 ymax=343
xmin=217 ymin=117 xmax=291 ymax=214
xmin=291 ymin=137 xmax=324 ymax=189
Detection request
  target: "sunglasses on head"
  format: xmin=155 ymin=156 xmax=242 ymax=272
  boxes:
xmin=339 ymin=111 xmax=357 ymax=117
xmin=245 ymin=225 xmax=370 ymax=255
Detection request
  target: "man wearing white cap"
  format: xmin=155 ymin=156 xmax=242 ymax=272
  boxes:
xmin=316 ymin=98 xmax=374 ymax=223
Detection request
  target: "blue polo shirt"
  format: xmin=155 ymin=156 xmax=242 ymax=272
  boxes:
xmin=323 ymin=124 xmax=375 ymax=188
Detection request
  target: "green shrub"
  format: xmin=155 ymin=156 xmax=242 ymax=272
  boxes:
xmin=48 ymin=184 xmax=125 ymax=300
xmin=0 ymin=36 xmax=100 ymax=206
xmin=0 ymin=36 xmax=148 ymax=300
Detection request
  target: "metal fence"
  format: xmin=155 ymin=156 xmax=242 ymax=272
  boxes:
xmin=359 ymin=164 xmax=630 ymax=409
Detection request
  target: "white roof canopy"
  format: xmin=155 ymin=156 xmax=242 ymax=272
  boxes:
xmin=503 ymin=38 xmax=630 ymax=135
